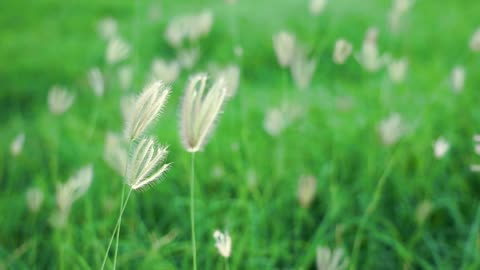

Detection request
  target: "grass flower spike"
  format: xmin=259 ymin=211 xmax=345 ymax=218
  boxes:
xmin=10 ymin=132 xmax=25 ymax=157
xmin=213 ymin=230 xmax=232 ymax=258
xmin=316 ymin=246 xmax=349 ymax=270
xmin=48 ymin=85 xmax=75 ymax=115
xmin=333 ymin=39 xmax=353 ymax=65
xmin=273 ymin=31 xmax=296 ymax=67
xmin=88 ymin=67 xmax=104 ymax=97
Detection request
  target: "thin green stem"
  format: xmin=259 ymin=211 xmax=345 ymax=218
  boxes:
xmin=190 ymin=153 xmax=197 ymax=270
xmin=225 ymin=258 xmax=230 ymax=270
xmin=113 ymin=184 xmax=126 ymax=269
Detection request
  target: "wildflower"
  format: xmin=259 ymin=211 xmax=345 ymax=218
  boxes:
xmin=164 ymin=11 xmax=213 ymax=47
xmin=125 ymin=137 xmax=170 ymax=190
xmin=151 ymin=59 xmax=181 ymax=84
xmin=98 ymin=17 xmax=118 ymax=41
xmin=309 ymin=0 xmax=327 ymax=16
xmin=388 ymin=58 xmax=408 ymax=83
xmin=433 ymin=137 xmax=449 ymax=159
xmin=124 ymin=81 xmax=171 ymax=141
xmin=10 ymin=132 xmax=25 ymax=157
xmin=213 ymin=230 xmax=232 ymax=258
xmin=356 ymin=27 xmax=386 ymax=72
xmin=451 ymin=66 xmax=465 ymax=93
xmin=177 ymin=47 xmax=200 ymax=69
xmin=388 ymin=0 xmax=415 ymax=32
xmin=180 ymin=74 xmax=227 ymax=152
xmin=48 ymin=85 xmax=75 ymax=115
xmin=333 ymin=39 xmax=353 ymax=65
xmin=378 ymin=113 xmax=406 ymax=146
xmin=273 ymin=31 xmax=296 ymax=67
xmin=297 ymin=175 xmax=317 ymax=208
xmin=263 ymin=108 xmax=286 ymax=136
xmin=88 ymin=67 xmax=104 ymax=97
xmin=216 ymin=64 xmax=240 ymax=98
xmin=106 ymin=37 xmax=131 ymax=65
xmin=470 ymin=28 xmax=480 ymax=52
xmin=316 ymin=246 xmax=349 ymax=270
xmin=290 ymin=47 xmax=316 ymax=90
xmin=104 ymin=132 xmax=128 ymax=176
xmin=26 ymin=187 xmax=44 ymax=213
xmin=118 ymin=65 xmax=133 ymax=91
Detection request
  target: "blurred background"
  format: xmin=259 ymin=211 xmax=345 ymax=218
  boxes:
xmin=1 ymin=0 xmax=480 ymax=269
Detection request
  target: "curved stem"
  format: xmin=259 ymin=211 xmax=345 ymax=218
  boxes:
xmin=113 ymin=184 xmax=126 ymax=269
xmin=190 ymin=153 xmax=197 ymax=270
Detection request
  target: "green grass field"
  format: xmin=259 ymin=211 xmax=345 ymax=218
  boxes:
xmin=1 ymin=0 xmax=480 ymax=269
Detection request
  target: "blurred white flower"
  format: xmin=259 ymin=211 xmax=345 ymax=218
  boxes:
xmin=297 ymin=175 xmax=317 ymax=208
xmin=264 ymin=108 xmax=286 ymax=136
xmin=97 ymin=17 xmax=118 ymax=41
xmin=291 ymin=47 xmax=316 ymax=90
xmin=88 ymin=67 xmax=104 ymax=97
xmin=469 ymin=28 xmax=480 ymax=52
xmin=165 ymin=11 xmax=213 ymax=47
xmin=104 ymin=132 xmax=128 ymax=176
xmin=120 ymin=95 xmax=135 ymax=125
xmin=216 ymin=64 xmax=240 ymax=98
xmin=213 ymin=230 xmax=232 ymax=258
xmin=378 ymin=113 xmax=406 ymax=146
xmin=48 ymin=85 xmax=75 ymax=115
xmin=106 ymin=37 xmax=131 ymax=65
xmin=273 ymin=31 xmax=296 ymax=67
xmin=309 ymin=0 xmax=327 ymax=16
xmin=10 ymin=132 xmax=25 ymax=157
xmin=211 ymin=164 xmax=225 ymax=179
xmin=355 ymin=27 xmax=387 ymax=72
xmin=451 ymin=66 xmax=465 ymax=93
xmin=118 ymin=65 xmax=133 ymax=91
xmin=177 ymin=47 xmax=200 ymax=69
xmin=388 ymin=58 xmax=408 ymax=83
xmin=316 ymin=246 xmax=349 ymax=270
xmin=333 ymin=39 xmax=353 ymax=65
xmin=433 ymin=137 xmax=449 ymax=159
xmin=26 ymin=187 xmax=44 ymax=213
xmin=151 ymin=58 xmax=181 ymax=84
xmin=388 ymin=0 xmax=415 ymax=32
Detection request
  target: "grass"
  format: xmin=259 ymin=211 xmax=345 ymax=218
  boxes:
xmin=1 ymin=0 xmax=480 ymax=269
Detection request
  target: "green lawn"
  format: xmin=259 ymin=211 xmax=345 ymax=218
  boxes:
xmin=1 ymin=0 xmax=480 ymax=269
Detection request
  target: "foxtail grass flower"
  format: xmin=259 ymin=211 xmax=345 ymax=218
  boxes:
xmin=216 ymin=64 xmax=240 ymax=98
xmin=213 ymin=230 xmax=232 ymax=258
xmin=165 ymin=11 xmax=213 ymax=47
xmin=451 ymin=66 xmax=465 ymax=93
xmin=388 ymin=58 xmax=408 ymax=83
xmin=125 ymin=137 xmax=170 ymax=190
xmin=48 ymin=85 xmax=75 ymax=115
xmin=104 ymin=132 xmax=128 ymax=176
xmin=355 ymin=27 xmax=386 ymax=72
xmin=124 ymin=81 xmax=170 ymax=141
xmin=388 ymin=0 xmax=415 ymax=32
xmin=433 ymin=137 xmax=449 ymax=159
xmin=378 ymin=113 xmax=405 ymax=146
xmin=470 ymin=28 xmax=480 ymax=52
xmin=180 ymin=74 xmax=227 ymax=152
xmin=151 ymin=59 xmax=181 ymax=84
xmin=26 ymin=187 xmax=44 ymax=213
xmin=88 ymin=67 xmax=105 ymax=97
xmin=263 ymin=108 xmax=286 ymax=136
xmin=309 ymin=0 xmax=327 ymax=16
xmin=297 ymin=175 xmax=317 ymax=208
xmin=10 ymin=132 xmax=25 ymax=157
xmin=291 ymin=47 xmax=316 ymax=90
xmin=121 ymin=95 xmax=136 ymax=124
xmin=177 ymin=47 xmax=200 ymax=69
xmin=273 ymin=31 xmax=296 ymax=67
xmin=106 ymin=37 xmax=131 ymax=65
xmin=316 ymin=246 xmax=349 ymax=270
xmin=333 ymin=39 xmax=353 ymax=65
xmin=98 ymin=17 xmax=118 ymax=41
xmin=415 ymin=200 xmax=433 ymax=226
xmin=118 ymin=65 xmax=133 ymax=91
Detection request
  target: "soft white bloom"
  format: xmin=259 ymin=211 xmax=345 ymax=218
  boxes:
xmin=164 ymin=11 xmax=213 ymax=47
xmin=180 ymin=74 xmax=227 ymax=152
xmin=316 ymin=246 xmax=349 ymax=270
xmin=106 ymin=37 xmax=131 ymax=65
xmin=433 ymin=137 xmax=450 ymax=159
xmin=355 ymin=41 xmax=385 ymax=72
xmin=10 ymin=132 xmax=25 ymax=157
xmin=125 ymin=137 xmax=170 ymax=190
xmin=273 ymin=31 xmax=296 ymax=67
xmin=216 ymin=65 xmax=240 ymax=98
xmin=378 ymin=113 xmax=406 ymax=146
xmin=470 ymin=28 xmax=480 ymax=52
xmin=297 ymin=175 xmax=317 ymax=208
xmin=151 ymin=59 xmax=181 ymax=84
xmin=124 ymin=81 xmax=171 ymax=141
xmin=309 ymin=0 xmax=327 ymax=16
xmin=118 ymin=65 xmax=133 ymax=91
xmin=264 ymin=108 xmax=286 ymax=136
xmin=388 ymin=0 xmax=415 ymax=32
xmin=104 ymin=132 xmax=128 ymax=175
xmin=333 ymin=39 xmax=353 ymax=64
xmin=48 ymin=85 xmax=75 ymax=115
xmin=97 ymin=17 xmax=118 ymax=41
xmin=388 ymin=58 xmax=408 ymax=83
xmin=88 ymin=67 xmax=104 ymax=97
xmin=213 ymin=230 xmax=232 ymax=258
xmin=451 ymin=66 xmax=465 ymax=93
xmin=177 ymin=47 xmax=200 ymax=69
xmin=291 ymin=47 xmax=316 ymax=90
xmin=26 ymin=187 xmax=44 ymax=213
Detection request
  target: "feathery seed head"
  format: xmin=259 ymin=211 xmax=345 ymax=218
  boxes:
xmin=297 ymin=175 xmax=317 ymax=208
xmin=316 ymin=246 xmax=349 ymax=270
xmin=88 ymin=67 xmax=104 ymax=97
xmin=290 ymin=47 xmax=317 ymax=90
xmin=151 ymin=59 xmax=181 ymax=84
xmin=180 ymin=73 xmax=227 ymax=152
xmin=433 ymin=137 xmax=449 ymax=159
xmin=125 ymin=137 xmax=170 ymax=190
xmin=104 ymin=132 xmax=128 ymax=176
xmin=26 ymin=187 xmax=44 ymax=213
xmin=216 ymin=65 xmax=240 ymax=98
xmin=273 ymin=31 xmax=296 ymax=67
xmin=451 ymin=66 xmax=465 ymax=93
xmin=124 ymin=81 xmax=171 ymax=141
xmin=98 ymin=17 xmax=118 ymax=41
xmin=10 ymin=132 xmax=25 ymax=157
xmin=388 ymin=58 xmax=408 ymax=83
xmin=106 ymin=37 xmax=131 ymax=65
xmin=118 ymin=65 xmax=133 ymax=91
xmin=213 ymin=230 xmax=232 ymax=258
xmin=333 ymin=39 xmax=353 ymax=65
xmin=48 ymin=85 xmax=75 ymax=115
xmin=309 ymin=0 xmax=327 ymax=16
xmin=165 ymin=11 xmax=213 ymax=47
xmin=378 ymin=113 xmax=406 ymax=146
xmin=264 ymin=108 xmax=286 ymax=136
xmin=470 ymin=28 xmax=480 ymax=52
xmin=177 ymin=47 xmax=200 ymax=69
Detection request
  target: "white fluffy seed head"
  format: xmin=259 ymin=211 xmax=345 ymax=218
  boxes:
xmin=216 ymin=65 xmax=240 ymax=98
xmin=151 ymin=58 xmax=181 ymax=84
xmin=48 ymin=85 xmax=75 ymax=115
xmin=451 ymin=66 xmax=465 ymax=93
xmin=433 ymin=137 xmax=450 ymax=159
xmin=165 ymin=11 xmax=213 ymax=48
xmin=124 ymin=81 xmax=171 ymax=141
xmin=177 ymin=47 xmax=200 ymax=69
xmin=470 ymin=28 xmax=480 ymax=52
xmin=316 ymin=246 xmax=349 ymax=270
xmin=388 ymin=58 xmax=408 ymax=83
xmin=180 ymin=73 xmax=227 ymax=152
xmin=273 ymin=31 xmax=296 ymax=67
xmin=290 ymin=47 xmax=317 ymax=90
xmin=378 ymin=113 xmax=406 ymax=146
xmin=88 ymin=67 xmax=104 ymax=97
xmin=26 ymin=187 xmax=44 ymax=213
xmin=104 ymin=132 xmax=128 ymax=176
xmin=213 ymin=230 xmax=232 ymax=258
xmin=97 ymin=17 xmax=118 ymax=41
xmin=10 ymin=132 xmax=25 ymax=157
xmin=125 ymin=137 xmax=170 ymax=190
xmin=106 ymin=37 xmax=131 ymax=65
xmin=309 ymin=0 xmax=327 ymax=16
xmin=333 ymin=39 xmax=353 ymax=65
xmin=118 ymin=65 xmax=133 ymax=91
xmin=297 ymin=175 xmax=317 ymax=208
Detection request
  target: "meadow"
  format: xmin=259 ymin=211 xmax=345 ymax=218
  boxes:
xmin=1 ymin=0 xmax=480 ymax=269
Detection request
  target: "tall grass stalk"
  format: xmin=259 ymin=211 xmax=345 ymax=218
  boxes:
xmin=190 ymin=153 xmax=197 ymax=270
